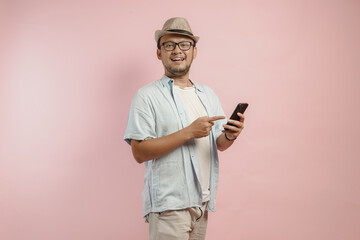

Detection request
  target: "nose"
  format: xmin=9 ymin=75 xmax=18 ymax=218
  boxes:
xmin=172 ymin=43 xmax=182 ymax=53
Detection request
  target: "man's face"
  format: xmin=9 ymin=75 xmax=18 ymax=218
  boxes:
xmin=157 ymin=34 xmax=197 ymax=78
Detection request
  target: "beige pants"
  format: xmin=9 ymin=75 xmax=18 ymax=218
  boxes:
xmin=147 ymin=202 xmax=208 ymax=240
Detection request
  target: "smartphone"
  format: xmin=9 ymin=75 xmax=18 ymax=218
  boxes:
xmin=227 ymin=103 xmax=248 ymax=128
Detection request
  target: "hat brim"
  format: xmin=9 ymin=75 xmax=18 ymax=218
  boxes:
xmin=155 ymin=30 xmax=200 ymax=43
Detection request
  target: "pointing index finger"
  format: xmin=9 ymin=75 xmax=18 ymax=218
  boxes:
xmin=208 ymin=116 xmax=225 ymax=122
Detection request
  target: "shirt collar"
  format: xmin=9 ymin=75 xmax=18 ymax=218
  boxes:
xmin=160 ymin=75 xmax=204 ymax=92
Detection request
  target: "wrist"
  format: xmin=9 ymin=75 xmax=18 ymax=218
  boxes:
xmin=182 ymin=126 xmax=194 ymax=140
xmin=224 ymin=132 xmax=236 ymax=141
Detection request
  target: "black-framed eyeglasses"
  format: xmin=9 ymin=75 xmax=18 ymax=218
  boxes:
xmin=161 ymin=41 xmax=194 ymax=51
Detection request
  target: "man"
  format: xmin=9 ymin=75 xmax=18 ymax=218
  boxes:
xmin=124 ymin=17 xmax=245 ymax=240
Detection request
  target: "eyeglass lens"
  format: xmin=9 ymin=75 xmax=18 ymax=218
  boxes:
xmin=162 ymin=41 xmax=192 ymax=51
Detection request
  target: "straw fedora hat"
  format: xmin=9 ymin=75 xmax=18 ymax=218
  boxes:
xmin=155 ymin=17 xmax=200 ymax=44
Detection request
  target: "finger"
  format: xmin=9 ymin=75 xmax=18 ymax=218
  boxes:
xmin=205 ymin=122 xmax=213 ymax=128
xmin=208 ymin=116 xmax=225 ymax=122
xmin=223 ymin=124 xmax=242 ymax=132
xmin=227 ymin=119 xmax=244 ymax=128
xmin=237 ymin=112 xmax=245 ymax=122
xmin=225 ymin=131 xmax=238 ymax=139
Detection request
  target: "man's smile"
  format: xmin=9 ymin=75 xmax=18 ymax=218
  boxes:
xmin=171 ymin=57 xmax=185 ymax=62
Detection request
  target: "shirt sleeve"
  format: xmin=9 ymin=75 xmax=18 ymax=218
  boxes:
xmin=124 ymin=90 xmax=157 ymax=145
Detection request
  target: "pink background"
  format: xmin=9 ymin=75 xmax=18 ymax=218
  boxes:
xmin=1 ymin=0 xmax=360 ymax=239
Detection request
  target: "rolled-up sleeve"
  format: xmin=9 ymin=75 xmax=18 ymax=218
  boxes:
xmin=124 ymin=91 xmax=156 ymax=145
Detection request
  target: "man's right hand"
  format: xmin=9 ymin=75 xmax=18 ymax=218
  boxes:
xmin=131 ymin=115 xmax=225 ymax=163
xmin=186 ymin=116 xmax=225 ymax=139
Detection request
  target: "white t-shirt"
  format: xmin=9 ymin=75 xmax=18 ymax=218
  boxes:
xmin=174 ymin=85 xmax=211 ymax=202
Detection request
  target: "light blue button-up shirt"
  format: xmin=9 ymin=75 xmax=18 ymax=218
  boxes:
xmin=124 ymin=75 xmax=227 ymax=216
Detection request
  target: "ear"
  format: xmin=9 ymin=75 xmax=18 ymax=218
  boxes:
xmin=157 ymin=49 xmax=162 ymax=60
xmin=193 ymin=46 xmax=197 ymax=59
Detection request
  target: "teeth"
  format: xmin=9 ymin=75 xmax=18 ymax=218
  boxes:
xmin=172 ymin=58 xmax=183 ymax=61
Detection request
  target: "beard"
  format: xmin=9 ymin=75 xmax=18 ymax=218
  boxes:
xmin=165 ymin=64 xmax=191 ymax=76
xmin=164 ymin=53 xmax=194 ymax=77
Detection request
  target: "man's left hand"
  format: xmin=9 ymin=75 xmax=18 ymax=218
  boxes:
xmin=222 ymin=112 xmax=245 ymax=140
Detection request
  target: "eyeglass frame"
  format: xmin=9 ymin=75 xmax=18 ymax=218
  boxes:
xmin=158 ymin=40 xmax=196 ymax=51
